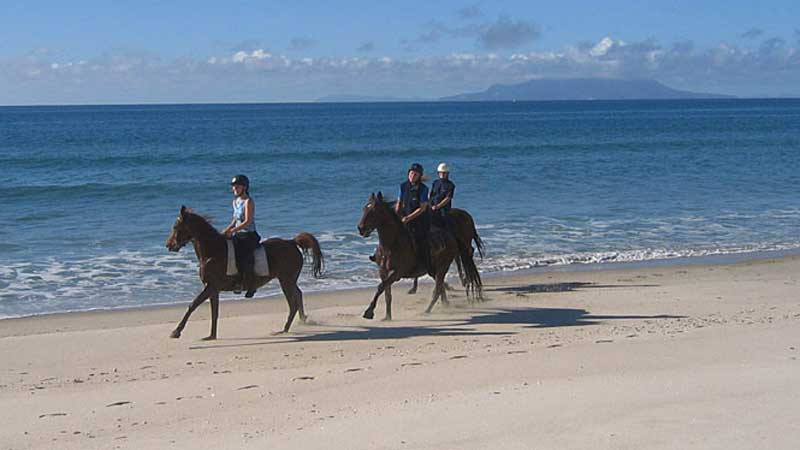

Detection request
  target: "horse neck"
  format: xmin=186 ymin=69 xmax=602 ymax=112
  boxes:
xmin=375 ymin=210 xmax=406 ymax=249
xmin=185 ymin=216 xmax=226 ymax=259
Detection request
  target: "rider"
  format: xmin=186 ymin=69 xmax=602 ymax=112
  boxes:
xmin=396 ymin=163 xmax=431 ymax=271
xmin=429 ymin=162 xmax=455 ymax=230
xmin=223 ymin=175 xmax=261 ymax=298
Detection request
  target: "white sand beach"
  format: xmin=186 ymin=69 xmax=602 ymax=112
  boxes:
xmin=2 ymin=256 xmax=799 ymax=449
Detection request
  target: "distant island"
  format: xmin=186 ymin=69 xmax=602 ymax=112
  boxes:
xmin=315 ymin=95 xmax=431 ymax=103
xmin=439 ymin=78 xmax=734 ymax=101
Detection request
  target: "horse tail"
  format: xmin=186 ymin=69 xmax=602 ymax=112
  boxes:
xmin=456 ymin=237 xmax=483 ymax=301
xmin=455 ymin=253 xmax=466 ymax=286
xmin=454 ymin=208 xmax=485 ymax=260
xmin=293 ymin=232 xmax=324 ymax=278
xmin=472 ymin=225 xmax=485 ymax=260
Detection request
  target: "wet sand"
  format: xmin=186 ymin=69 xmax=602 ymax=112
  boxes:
xmin=2 ymin=256 xmax=800 ymax=449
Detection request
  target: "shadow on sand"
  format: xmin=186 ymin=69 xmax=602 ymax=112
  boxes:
xmin=487 ymin=281 xmax=658 ymax=294
xmin=189 ymin=325 xmax=514 ymax=350
xmin=448 ymin=307 xmax=683 ymax=329
xmin=190 ymin=306 xmax=684 ymax=351
xmin=186 ymin=280 xmax=679 ymax=350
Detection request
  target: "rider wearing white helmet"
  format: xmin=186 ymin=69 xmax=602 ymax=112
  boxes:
xmin=429 ymin=162 xmax=455 ymax=229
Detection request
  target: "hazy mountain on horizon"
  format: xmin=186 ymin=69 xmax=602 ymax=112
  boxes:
xmin=440 ymin=78 xmax=734 ymax=101
xmin=315 ymin=94 xmax=431 ymax=103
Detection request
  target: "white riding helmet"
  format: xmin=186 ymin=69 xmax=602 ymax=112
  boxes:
xmin=437 ymin=162 xmax=450 ymax=173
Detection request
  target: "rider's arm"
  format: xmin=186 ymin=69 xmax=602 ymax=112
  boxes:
xmin=432 ymin=195 xmax=451 ymax=211
xmin=403 ymin=201 xmax=428 ymax=223
xmin=222 ymin=199 xmax=237 ymax=233
xmin=431 ymin=183 xmax=455 ymax=211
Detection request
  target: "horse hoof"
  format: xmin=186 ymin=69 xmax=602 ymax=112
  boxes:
xmin=381 ymin=316 xmax=392 ymax=321
xmin=407 ymin=288 xmax=417 ymax=295
xmin=169 ymin=330 xmax=181 ymax=339
xmin=363 ymin=310 xmax=374 ymax=320
xmin=201 ymin=335 xmax=217 ymax=341
xmin=271 ymin=330 xmax=287 ymax=336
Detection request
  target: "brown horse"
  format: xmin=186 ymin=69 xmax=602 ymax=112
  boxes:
xmin=357 ymin=192 xmax=482 ymax=320
xmin=406 ymin=207 xmax=485 ymax=294
xmin=165 ymin=206 xmax=323 ymax=339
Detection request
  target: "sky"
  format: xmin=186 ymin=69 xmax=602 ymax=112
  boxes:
xmin=2 ymin=0 xmax=799 ymax=104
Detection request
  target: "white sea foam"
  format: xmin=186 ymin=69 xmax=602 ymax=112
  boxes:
xmin=3 ymin=238 xmax=799 ymax=320
xmin=476 ymin=242 xmax=800 ymax=274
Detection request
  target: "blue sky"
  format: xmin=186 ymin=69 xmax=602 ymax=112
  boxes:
xmin=2 ymin=1 xmax=799 ymax=104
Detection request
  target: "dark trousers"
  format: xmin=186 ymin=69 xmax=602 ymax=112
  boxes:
xmin=232 ymin=231 xmax=261 ymax=276
xmin=407 ymin=218 xmax=430 ymax=271
xmin=431 ymin=208 xmax=453 ymax=230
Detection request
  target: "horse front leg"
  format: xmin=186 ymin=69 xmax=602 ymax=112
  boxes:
xmin=170 ymin=285 xmax=212 ymax=338
xmin=202 ymin=289 xmax=220 ymax=341
xmin=364 ymin=270 xmax=399 ymax=320
xmin=363 ymin=281 xmax=387 ymax=320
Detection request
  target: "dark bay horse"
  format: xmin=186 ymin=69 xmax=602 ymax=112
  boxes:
xmin=165 ymin=206 xmax=323 ymax=339
xmin=406 ymin=207 xmax=485 ymax=295
xmin=357 ymin=192 xmax=482 ymax=320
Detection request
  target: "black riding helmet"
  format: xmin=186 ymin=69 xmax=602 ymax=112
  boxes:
xmin=231 ymin=174 xmax=250 ymax=192
xmin=408 ymin=163 xmax=424 ymax=175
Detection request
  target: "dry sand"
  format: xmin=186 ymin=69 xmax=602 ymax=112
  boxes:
xmin=2 ymin=256 xmax=800 ymax=449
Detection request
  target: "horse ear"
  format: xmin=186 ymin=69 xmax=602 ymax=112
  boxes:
xmin=180 ymin=205 xmax=187 ymax=218
xmin=377 ymin=191 xmax=383 ymax=200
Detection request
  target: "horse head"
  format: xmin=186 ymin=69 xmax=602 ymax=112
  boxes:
xmin=358 ymin=192 xmax=391 ymax=237
xmin=165 ymin=206 xmax=194 ymax=251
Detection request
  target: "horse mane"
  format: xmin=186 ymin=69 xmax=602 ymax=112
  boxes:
xmin=183 ymin=210 xmax=221 ymax=240
xmin=377 ymin=198 xmax=404 ymax=227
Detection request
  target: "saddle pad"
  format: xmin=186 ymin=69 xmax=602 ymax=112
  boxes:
xmin=226 ymin=240 xmax=270 ymax=277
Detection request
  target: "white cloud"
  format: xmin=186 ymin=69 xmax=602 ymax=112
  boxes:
xmin=590 ymin=37 xmax=615 ymax=57
xmin=232 ymin=49 xmax=272 ymax=63
xmin=3 ymin=36 xmax=800 ymax=104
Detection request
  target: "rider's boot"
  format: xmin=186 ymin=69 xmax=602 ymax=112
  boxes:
xmin=243 ymin=272 xmax=257 ymax=298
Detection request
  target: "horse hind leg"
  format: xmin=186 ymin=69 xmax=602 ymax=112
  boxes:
xmin=277 ymin=278 xmax=300 ymax=334
xmin=407 ymin=277 xmax=418 ymax=294
xmin=425 ymin=272 xmax=446 ymax=314
xmin=295 ymin=286 xmax=307 ymax=323
xmin=440 ymin=282 xmax=450 ymax=306
xmin=383 ymin=283 xmax=393 ymax=321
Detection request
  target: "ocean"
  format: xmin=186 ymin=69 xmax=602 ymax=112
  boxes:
xmin=1 ymin=99 xmax=799 ymax=318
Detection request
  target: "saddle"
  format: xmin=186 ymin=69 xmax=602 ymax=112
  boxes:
xmin=226 ymin=240 xmax=270 ymax=277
